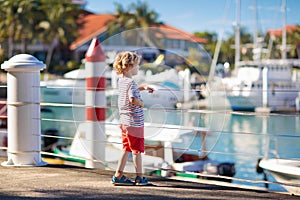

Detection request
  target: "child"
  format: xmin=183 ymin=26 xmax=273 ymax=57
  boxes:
xmin=111 ymin=51 xmax=154 ymax=186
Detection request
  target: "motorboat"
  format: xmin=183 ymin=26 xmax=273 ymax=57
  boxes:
xmin=258 ymin=158 xmax=300 ymax=196
xmin=257 ymin=128 xmax=300 ymax=196
xmin=40 ymin=68 xmax=86 ymax=105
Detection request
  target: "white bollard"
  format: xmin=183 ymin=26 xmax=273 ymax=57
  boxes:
xmin=1 ymin=54 xmax=47 ymax=166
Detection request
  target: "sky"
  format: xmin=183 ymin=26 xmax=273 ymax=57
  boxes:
xmin=85 ymin=0 xmax=300 ymax=37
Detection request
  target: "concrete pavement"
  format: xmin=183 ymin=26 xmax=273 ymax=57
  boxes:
xmin=0 ymin=156 xmax=299 ymax=200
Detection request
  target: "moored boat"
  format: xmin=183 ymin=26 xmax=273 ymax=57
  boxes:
xmin=224 ymin=59 xmax=300 ymax=111
xmin=259 ymin=158 xmax=300 ymax=196
xmin=41 ymin=67 xmax=196 ymax=109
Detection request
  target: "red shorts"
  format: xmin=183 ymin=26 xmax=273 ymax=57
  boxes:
xmin=120 ymin=124 xmax=144 ymax=154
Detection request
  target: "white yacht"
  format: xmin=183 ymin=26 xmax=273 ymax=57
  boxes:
xmin=223 ymin=59 xmax=300 ymax=111
xmin=216 ymin=0 xmax=300 ymax=112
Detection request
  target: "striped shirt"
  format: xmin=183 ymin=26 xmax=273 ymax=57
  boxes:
xmin=118 ymin=77 xmax=144 ymax=127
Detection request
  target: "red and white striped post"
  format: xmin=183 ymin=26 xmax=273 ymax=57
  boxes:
xmin=84 ymin=38 xmax=107 ymax=168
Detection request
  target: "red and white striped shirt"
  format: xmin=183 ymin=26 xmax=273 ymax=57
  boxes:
xmin=118 ymin=77 xmax=144 ymax=127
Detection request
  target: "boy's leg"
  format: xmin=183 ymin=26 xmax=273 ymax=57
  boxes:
xmin=133 ymin=153 xmax=148 ymax=185
xmin=115 ymin=151 xmax=130 ymax=178
xmin=133 ymin=153 xmax=142 ymax=177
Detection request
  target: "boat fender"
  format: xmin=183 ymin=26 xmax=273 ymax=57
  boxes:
xmin=161 ymin=162 xmax=172 ymax=177
xmin=218 ymin=162 xmax=235 ymax=177
xmin=42 ymin=129 xmax=59 ymax=153
xmin=255 ymin=158 xmax=269 ymax=188
xmin=256 ymin=158 xmax=264 ymax=174
xmin=41 ymin=107 xmax=54 ymax=113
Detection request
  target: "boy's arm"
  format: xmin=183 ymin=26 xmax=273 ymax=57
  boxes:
xmin=138 ymin=85 xmax=154 ymax=93
xmin=129 ymin=97 xmax=144 ymax=107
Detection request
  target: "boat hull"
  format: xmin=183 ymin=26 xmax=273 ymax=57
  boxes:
xmin=259 ymin=158 xmax=300 ymax=196
xmin=227 ymin=90 xmax=298 ymax=111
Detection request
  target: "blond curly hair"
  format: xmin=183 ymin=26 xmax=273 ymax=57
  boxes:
xmin=113 ymin=51 xmax=141 ymax=75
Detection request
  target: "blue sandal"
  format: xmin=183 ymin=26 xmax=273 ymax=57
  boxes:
xmin=135 ymin=176 xmax=148 ymax=186
xmin=111 ymin=175 xmax=134 ymax=186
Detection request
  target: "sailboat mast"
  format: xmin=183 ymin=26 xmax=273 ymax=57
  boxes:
xmin=253 ymin=0 xmax=257 ymax=48
xmin=234 ymin=0 xmax=241 ymax=70
xmin=253 ymin=0 xmax=259 ymax=61
xmin=282 ymin=0 xmax=287 ymax=60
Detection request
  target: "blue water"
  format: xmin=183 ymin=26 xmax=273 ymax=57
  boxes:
xmin=41 ymin=105 xmax=300 ymax=192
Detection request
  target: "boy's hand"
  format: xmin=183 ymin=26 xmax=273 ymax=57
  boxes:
xmin=139 ymin=85 xmax=154 ymax=93
xmin=145 ymin=86 xmax=154 ymax=93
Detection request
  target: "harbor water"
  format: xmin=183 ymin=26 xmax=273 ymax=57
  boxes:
xmin=41 ymin=104 xmax=300 ymax=193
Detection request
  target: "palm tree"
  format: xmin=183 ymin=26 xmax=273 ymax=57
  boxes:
xmin=130 ymin=0 xmax=159 ymax=28
xmin=37 ymin=0 xmax=82 ymax=72
xmin=194 ymin=31 xmax=218 ymax=56
xmin=0 ymin=0 xmax=38 ymax=57
xmin=14 ymin=0 xmax=43 ymax=53
xmin=129 ymin=1 xmax=161 ymax=47
xmin=0 ymin=0 xmax=19 ymax=57
xmin=105 ymin=1 xmax=162 ymax=48
xmin=105 ymin=3 xmax=133 ymax=36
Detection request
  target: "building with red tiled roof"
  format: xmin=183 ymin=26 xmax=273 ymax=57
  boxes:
xmin=71 ymin=14 xmax=208 ymax=64
xmin=267 ymin=25 xmax=300 ymax=37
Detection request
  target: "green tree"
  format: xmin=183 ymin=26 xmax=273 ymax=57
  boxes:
xmin=217 ymin=27 xmax=252 ymax=69
xmin=219 ymin=35 xmax=235 ymax=67
xmin=195 ymin=29 xmax=251 ymax=71
xmin=287 ymin=25 xmax=300 ymax=58
xmin=0 ymin=0 xmax=82 ymax=72
xmin=106 ymin=1 xmax=161 ymax=48
xmin=194 ymin=31 xmax=218 ymax=57
xmin=105 ymin=3 xmax=132 ymax=36
xmin=129 ymin=1 xmax=162 ymax=47
xmin=0 ymin=0 xmax=41 ymax=57
xmin=239 ymin=28 xmax=253 ymax=61
xmin=264 ymin=32 xmax=280 ymax=59
xmin=264 ymin=26 xmax=300 ymax=59
xmin=37 ymin=0 xmax=82 ymax=72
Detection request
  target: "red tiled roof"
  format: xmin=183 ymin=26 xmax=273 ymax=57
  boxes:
xmin=268 ymin=25 xmax=300 ymax=37
xmin=70 ymin=14 xmax=115 ymax=50
xmin=70 ymin=14 xmax=207 ymax=50
xmin=153 ymin=24 xmax=207 ymax=43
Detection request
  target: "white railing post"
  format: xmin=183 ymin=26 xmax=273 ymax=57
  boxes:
xmin=1 ymin=54 xmax=46 ymax=166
